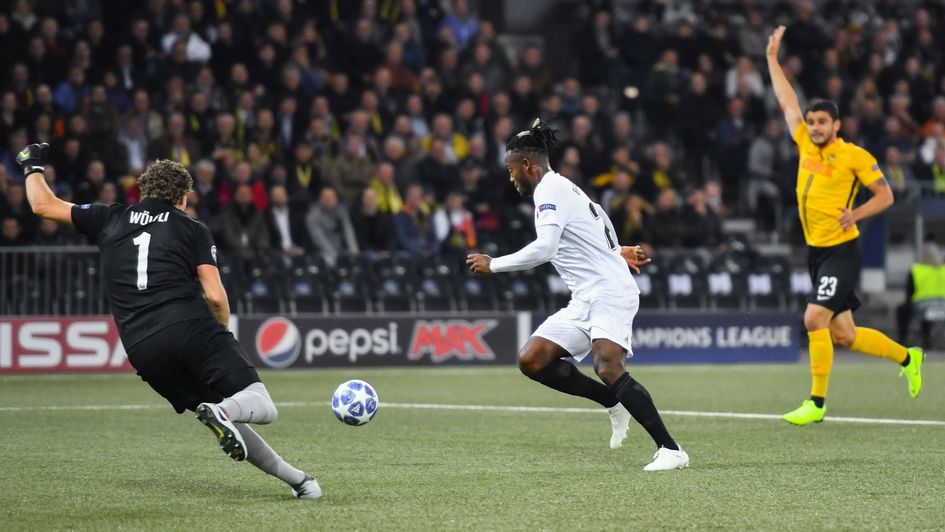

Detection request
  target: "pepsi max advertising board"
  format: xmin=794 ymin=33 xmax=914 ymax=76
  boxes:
xmin=241 ymin=314 xmax=522 ymax=368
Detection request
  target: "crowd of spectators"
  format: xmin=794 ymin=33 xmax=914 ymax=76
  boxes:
xmin=1 ymin=0 xmax=945 ymax=264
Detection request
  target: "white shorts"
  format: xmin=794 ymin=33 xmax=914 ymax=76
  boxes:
xmin=532 ymin=295 xmax=639 ymax=361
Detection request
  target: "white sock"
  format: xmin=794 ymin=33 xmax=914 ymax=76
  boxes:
xmin=220 ymin=382 xmax=278 ymax=424
xmin=235 ymin=424 xmax=306 ymax=486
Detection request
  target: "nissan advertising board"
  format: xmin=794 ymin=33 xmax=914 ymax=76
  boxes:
xmin=0 ymin=317 xmax=132 ymax=372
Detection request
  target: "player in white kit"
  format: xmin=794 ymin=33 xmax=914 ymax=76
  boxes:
xmin=467 ymin=120 xmax=689 ymax=471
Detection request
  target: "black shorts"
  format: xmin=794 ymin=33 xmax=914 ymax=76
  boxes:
xmin=807 ymin=239 xmax=862 ymax=314
xmin=126 ymin=318 xmax=260 ymax=414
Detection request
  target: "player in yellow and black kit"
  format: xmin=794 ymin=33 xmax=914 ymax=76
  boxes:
xmin=766 ymin=26 xmax=924 ymax=426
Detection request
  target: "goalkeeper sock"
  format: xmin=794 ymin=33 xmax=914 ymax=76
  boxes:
xmin=849 ymin=327 xmax=908 ymax=364
xmin=808 ymin=328 xmax=833 ymax=400
xmin=220 ymin=382 xmax=278 ymax=424
xmin=609 ymin=372 xmax=679 ymax=450
xmin=235 ymin=424 xmax=306 ymax=486
xmin=528 ymin=359 xmax=619 ymax=408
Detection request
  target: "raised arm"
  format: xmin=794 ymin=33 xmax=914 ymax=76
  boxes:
xmin=17 ymin=143 xmax=75 ymax=224
xmin=766 ymin=26 xmax=803 ymax=132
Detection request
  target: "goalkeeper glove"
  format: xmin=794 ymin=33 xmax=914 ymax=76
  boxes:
xmin=15 ymin=142 xmax=50 ymax=177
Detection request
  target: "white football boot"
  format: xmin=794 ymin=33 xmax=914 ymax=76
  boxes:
xmin=608 ymin=403 xmax=632 ymax=449
xmin=643 ymin=446 xmax=690 ymax=471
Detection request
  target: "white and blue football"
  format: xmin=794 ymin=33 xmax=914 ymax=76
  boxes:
xmin=331 ymin=379 xmax=379 ymax=426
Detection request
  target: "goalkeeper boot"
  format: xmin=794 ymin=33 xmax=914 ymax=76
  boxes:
xmin=900 ymin=347 xmax=925 ymax=398
xmin=292 ymin=473 xmax=323 ymax=500
xmin=783 ymin=400 xmax=826 ymax=426
xmin=196 ymin=403 xmax=247 ymax=461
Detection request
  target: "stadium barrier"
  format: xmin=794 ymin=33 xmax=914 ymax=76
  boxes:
xmin=1 ymin=312 xmax=799 ymax=373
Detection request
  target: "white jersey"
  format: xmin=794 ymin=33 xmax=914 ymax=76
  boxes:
xmin=533 ymin=171 xmax=639 ymax=301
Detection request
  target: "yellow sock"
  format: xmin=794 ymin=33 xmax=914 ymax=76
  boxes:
xmin=849 ymin=327 xmax=908 ymax=364
xmin=808 ymin=328 xmax=833 ymax=399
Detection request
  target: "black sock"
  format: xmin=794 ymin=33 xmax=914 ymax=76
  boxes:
xmin=900 ymin=353 xmax=911 ymax=368
xmin=529 ymin=360 xmax=619 ymax=408
xmin=810 ymin=395 xmax=825 ymax=408
xmin=609 ymin=373 xmax=678 ymax=450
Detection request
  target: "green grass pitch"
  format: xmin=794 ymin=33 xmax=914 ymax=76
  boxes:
xmin=2 ymin=361 xmax=943 ymax=530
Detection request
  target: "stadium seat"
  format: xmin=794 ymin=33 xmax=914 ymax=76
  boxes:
xmin=636 ymin=259 xmax=664 ymax=309
xmin=500 ymin=270 xmax=544 ymax=311
xmin=376 ymin=276 xmax=414 ymax=312
xmin=282 ymin=253 xmax=330 ymax=315
xmin=458 ymin=273 xmax=499 ymax=312
xmin=244 ymin=265 xmax=284 ymax=314
xmin=664 ymin=253 xmax=706 ymax=309
xmin=416 ymin=276 xmax=455 ymax=312
xmin=750 ymin=255 xmax=790 ymax=310
xmin=706 ymin=251 xmax=753 ymax=310
xmin=371 ymin=255 xmax=418 ymax=312
xmin=789 ymin=271 xmax=813 ymax=310
xmin=329 ymin=273 xmax=373 ymax=313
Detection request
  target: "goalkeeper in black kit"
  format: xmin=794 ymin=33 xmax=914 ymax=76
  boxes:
xmin=17 ymin=143 xmax=321 ymax=499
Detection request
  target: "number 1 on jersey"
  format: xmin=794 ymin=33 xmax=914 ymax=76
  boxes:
xmin=132 ymin=231 xmax=151 ymax=290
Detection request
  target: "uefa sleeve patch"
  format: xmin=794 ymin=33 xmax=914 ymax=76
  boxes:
xmin=870 ymin=164 xmax=880 ymax=171
xmin=538 ymin=203 xmax=556 ymax=212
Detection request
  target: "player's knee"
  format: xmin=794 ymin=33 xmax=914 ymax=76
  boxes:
xmin=832 ymin=330 xmax=855 ymax=347
xmin=252 ymin=392 xmax=278 ymax=424
xmin=803 ymin=309 xmax=831 ymax=332
xmin=592 ymin=355 xmax=624 ymax=386
xmin=517 ymin=352 xmax=542 ymax=377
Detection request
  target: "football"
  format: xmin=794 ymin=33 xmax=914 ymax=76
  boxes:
xmin=331 ymin=379 xmax=379 ymax=426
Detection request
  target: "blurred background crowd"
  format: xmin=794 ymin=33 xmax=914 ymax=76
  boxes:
xmin=1 ymin=0 xmax=944 ymax=264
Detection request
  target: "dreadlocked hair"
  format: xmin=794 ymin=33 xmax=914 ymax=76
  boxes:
xmin=507 ymin=118 xmax=560 ymax=158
